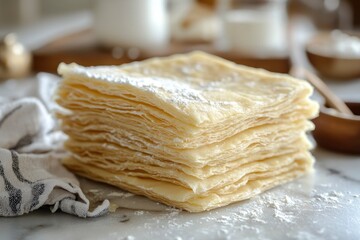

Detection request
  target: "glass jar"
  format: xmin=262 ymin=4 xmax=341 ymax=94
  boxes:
xmin=217 ymin=0 xmax=288 ymax=57
xmin=94 ymin=0 xmax=169 ymax=51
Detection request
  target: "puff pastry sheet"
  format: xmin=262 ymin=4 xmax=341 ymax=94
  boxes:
xmin=63 ymin=150 xmax=314 ymax=212
xmin=56 ymin=51 xmax=319 ymax=212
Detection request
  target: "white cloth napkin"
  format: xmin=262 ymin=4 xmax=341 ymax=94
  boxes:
xmin=0 ymin=73 xmax=109 ymax=217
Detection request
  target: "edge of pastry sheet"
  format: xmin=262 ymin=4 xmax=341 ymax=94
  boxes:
xmin=57 ymin=51 xmax=317 ymax=126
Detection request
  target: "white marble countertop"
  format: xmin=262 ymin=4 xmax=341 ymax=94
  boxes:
xmin=1 ymin=148 xmax=360 ymax=240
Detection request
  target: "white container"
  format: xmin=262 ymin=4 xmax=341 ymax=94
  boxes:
xmin=218 ymin=1 xmax=288 ymax=57
xmin=94 ymin=0 xmax=169 ymax=50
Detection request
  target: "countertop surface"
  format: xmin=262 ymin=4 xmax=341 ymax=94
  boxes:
xmin=1 ymin=148 xmax=360 ymax=240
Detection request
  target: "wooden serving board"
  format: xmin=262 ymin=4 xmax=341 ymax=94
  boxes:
xmin=32 ymin=30 xmax=290 ymax=74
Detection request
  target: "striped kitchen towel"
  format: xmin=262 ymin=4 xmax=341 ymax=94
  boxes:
xmin=0 ymin=74 xmax=109 ymax=217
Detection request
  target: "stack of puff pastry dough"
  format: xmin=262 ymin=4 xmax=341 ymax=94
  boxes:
xmin=56 ymin=52 xmax=319 ymax=212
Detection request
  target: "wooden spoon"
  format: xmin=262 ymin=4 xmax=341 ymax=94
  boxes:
xmin=290 ymin=66 xmax=353 ymax=115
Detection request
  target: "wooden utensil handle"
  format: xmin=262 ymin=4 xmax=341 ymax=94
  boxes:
xmin=290 ymin=66 xmax=353 ymax=115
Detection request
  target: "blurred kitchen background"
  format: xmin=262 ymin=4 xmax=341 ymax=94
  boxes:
xmin=1 ymin=0 xmax=360 ymax=78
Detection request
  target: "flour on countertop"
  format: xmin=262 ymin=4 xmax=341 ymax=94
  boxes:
xmin=274 ymin=209 xmax=296 ymax=223
xmin=134 ymin=210 xmax=144 ymax=216
xmin=138 ymin=188 xmax=351 ymax=230
xmin=314 ymin=191 xmax=344 ymax=204
xmin=165 ymin=189 xmax=348 ymax=231
xmin=127 ymin=181 xmax=360 ymax=240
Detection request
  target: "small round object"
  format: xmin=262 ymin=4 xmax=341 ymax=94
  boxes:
xmin=0 ymin=33 xmax=32 ymax=79
xmin=312 ymin=102 xmax=360 ymax=154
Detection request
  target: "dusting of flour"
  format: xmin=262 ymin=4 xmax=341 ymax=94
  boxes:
xmin=130 ymin=182 xmax=359 ymax=240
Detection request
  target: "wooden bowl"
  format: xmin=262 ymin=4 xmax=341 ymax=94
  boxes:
xmin=312 ymin=102 xmax=360 ymax=154
xmin=306 ymin=31 xmax=360 ymax=80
